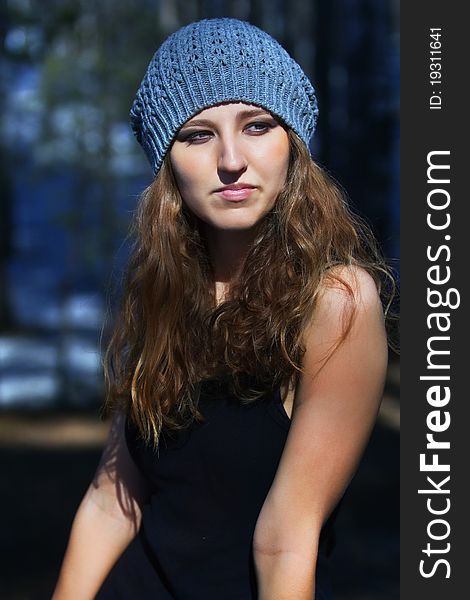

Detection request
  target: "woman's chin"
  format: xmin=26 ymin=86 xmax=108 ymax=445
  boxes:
xmin=199 ymin=212 xmax=271 ymax=233
xmin=204 ymin=221 xmax=262 ymax=235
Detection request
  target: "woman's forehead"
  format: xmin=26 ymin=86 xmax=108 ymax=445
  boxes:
xmin=182 ymin=102 xmax=273 ymax=127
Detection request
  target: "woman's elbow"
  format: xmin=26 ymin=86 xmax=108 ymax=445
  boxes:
xmin=253 ymin=542 xmax=318 ymax=600
xmin=253 ymin=497 xmax=323 ymax=596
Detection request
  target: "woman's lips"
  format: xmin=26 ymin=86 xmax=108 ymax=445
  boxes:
xmin=215 ymin=186 xmax=256 ymax=202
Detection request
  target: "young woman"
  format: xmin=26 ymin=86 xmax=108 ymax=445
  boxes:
xmin=53 ymin=18 xmax=392 ymax=600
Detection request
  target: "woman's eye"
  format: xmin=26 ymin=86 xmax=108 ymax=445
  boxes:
xmin=245 ymin=121 xmax=273 ymax=134
xmin=181 ymin=130 xmax=212 ymax=144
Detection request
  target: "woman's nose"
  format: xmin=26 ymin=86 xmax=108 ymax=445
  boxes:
xmin=217 ymin=137 xmax=248 ymax=175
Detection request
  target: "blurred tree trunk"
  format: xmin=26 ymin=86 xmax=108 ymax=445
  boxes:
xmin=283 ymin=0 xmax=316 ymax=80
xmin=0 ymin=160 xmax=13 ymax=331
xmin=0 ymin=4 xmax=13 ymax=331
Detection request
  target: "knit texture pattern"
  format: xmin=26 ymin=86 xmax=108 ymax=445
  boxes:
xmin=130 ymin=18 xmax=319 ymax=174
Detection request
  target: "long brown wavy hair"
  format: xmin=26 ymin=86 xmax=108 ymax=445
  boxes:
xmin=104 ymin=129 xmax=396 ymax=446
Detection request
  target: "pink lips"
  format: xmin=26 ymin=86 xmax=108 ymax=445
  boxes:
xmin=215 ymin=184 xmax=256 ymax=202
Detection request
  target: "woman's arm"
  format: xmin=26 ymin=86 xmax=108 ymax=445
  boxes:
xmin=253 ymin=266 xmax=389 ymax=599
xmin=52 ymin=411 xmax=149 ymax=600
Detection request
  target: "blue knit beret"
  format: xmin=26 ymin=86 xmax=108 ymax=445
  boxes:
xmin=130 ymin=18 xmax=318 ymax=174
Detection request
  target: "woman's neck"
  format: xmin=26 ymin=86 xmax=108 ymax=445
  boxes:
xmin=201 ymin=225 xmax=257 ymax=295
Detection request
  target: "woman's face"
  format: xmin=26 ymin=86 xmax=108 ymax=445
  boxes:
xmin=169 ymin=102 xmax=290 ymax=232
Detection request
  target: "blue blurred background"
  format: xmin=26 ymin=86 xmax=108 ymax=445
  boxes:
xmin=0 ymin=1 xmax=399 ymax=598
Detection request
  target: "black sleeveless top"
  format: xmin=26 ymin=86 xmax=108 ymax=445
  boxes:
xmin=96 ymin=381 xmax=336 ymax=599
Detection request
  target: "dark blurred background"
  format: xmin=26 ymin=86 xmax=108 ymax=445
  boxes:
xmin=0 ymin=1 xmax=399 ymax=598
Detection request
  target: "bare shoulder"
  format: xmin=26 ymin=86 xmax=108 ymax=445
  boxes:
xmin=318 ymin=264 xmax=382 ymax=314
xmin=305 ymin=266 xmax=387 ymax=360
xmin=254 ymin=271 xmax=388 ymax=555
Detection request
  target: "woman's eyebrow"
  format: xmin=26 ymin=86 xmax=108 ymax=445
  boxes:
xmin=236 ymin=108 xmax=273 ymax=119
xmin=180 ymin=118 xmax=214 ymax=129
xmin=181 ymin=108 xmax=273 ymax=130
